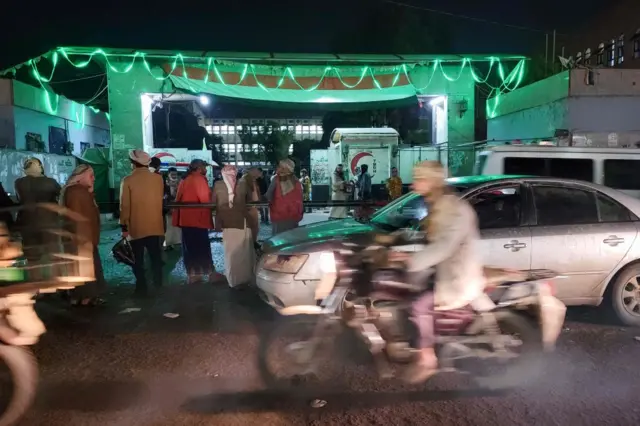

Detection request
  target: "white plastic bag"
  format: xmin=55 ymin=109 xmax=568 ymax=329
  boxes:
xmin=223 ymin=221 xmax=255 ymax=288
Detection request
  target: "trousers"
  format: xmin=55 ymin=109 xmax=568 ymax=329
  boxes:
xmin=410 ymin=292 xmax=435 ymax=349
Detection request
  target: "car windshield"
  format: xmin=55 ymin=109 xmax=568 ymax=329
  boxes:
xmin=369 ymin=184 xmax=474 ymax=231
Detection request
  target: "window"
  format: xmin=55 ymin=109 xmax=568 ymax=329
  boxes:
xmin=597 ymin=43 xmax=605 ymax=66
xmin=618 ymin=34 xmax=625 ymax=64
xmin=585 ymin=48 xmax=592 ymax=65
xmin=532 ymin=186 xmax=598 ymax=226
xmin=597 ymin=193 xmax=632 ymax=222
xmin=370 ymin=193 xmax=427 ymax=231
xmin=608 ymin=38 xmax=616 ymax=67
xmin=633 ymin=29 xmax=640 ymax=59
xmin=469 ymin=185 xmax=522 ymax=229
xmin=80 ymin=142 xmax=90 ymax=154
xmin=603 ymin=159 xmax=640 ymax=190
xmin=576 ymin=52 xmax=583 ymax=65
xmin=503 ymin=157 xmax=593 ymax=181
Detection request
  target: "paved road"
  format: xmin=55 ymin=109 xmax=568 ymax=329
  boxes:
xmin=18 ymin=216 xmax=640 ymax=425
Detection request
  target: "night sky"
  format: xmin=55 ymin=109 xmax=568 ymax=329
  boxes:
xmin=1 ymin=0 xmax=609 ymax=71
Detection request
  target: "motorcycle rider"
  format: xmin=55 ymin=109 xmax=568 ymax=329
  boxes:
xmin=401 ymin=160 xmax=485 ymax=384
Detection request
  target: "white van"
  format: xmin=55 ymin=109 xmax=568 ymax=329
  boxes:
xmin=474 ymin=145 xmax=640 ymax=198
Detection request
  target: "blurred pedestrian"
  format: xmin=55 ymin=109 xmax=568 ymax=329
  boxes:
xmin=329 ymin=164 xmax=348 ymax=220
xmin=214 ymin=164 xmax=258 ymax=287
xmin=60 ymin=164 xmax=106 ymax=307
xmin=173 ymin=159 xmax=223 ymax=284
xmin=120 ymin=150 xmax=164 ymax=297
xmin=14 ymin=157 xmax=61 ymax=280
xmin=266 ymin=159 xmax=303 ymax=235
xmin=300 ymin=168 xmax=312 ymax=213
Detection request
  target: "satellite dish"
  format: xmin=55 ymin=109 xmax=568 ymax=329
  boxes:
xmin=558 ymin=56 xmax=574 ymax=69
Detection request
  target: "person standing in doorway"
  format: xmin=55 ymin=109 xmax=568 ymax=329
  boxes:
xmin=173 ymin=160 xmax=223 ymax=284
xmin=266 ymin=159 xmax=303 ymax=235
xmin=120 ymin=150 xmax=165 ymax=297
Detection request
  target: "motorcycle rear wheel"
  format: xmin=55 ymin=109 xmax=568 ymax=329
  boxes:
xmin=258 ymin=314 xmax=340 ymax=391
xmin=0 ymin=345 xmax=38 ymax=426
xmin=471 ymin=310 xmax=543 ymax=390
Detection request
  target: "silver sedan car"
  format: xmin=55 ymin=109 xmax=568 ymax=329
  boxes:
xmin=256 ymin=175 xmax=640 ymax=326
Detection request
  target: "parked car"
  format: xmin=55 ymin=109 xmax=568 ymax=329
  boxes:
xmin=256 ymin=175 xmax=640 ymax=326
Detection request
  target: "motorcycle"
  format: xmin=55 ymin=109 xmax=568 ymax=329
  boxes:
xmin=258 ymin=234 xmax=567 ymax=390
xmin=0 ymin=205 xmax=95 ymax=425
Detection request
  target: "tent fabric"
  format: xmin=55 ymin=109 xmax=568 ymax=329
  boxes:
xmin=164 ymin=62 xmax=424 ymax=104
xmin=168 ymin=74 xmax=417 ymax=104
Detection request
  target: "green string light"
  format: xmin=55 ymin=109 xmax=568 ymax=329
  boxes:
xmin=26 ymin=47 xmax=526 ymax=120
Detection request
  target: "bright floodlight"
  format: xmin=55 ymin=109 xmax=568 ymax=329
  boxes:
xmin=199 ymin=95 xmax=210 ymax=106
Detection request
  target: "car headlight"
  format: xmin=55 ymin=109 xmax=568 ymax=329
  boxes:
xmin=262 ymin=254 xmax=309 ymax=274
xmin=318 ymin=252 xmax=336 ymax=273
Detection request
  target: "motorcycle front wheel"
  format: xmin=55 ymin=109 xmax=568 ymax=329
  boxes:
xmin=258 ymin=314 xmax=342 ymax=391
xmin=0 ymin=345 xmax=38 ymax=426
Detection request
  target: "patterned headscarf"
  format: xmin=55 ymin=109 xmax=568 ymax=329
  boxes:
xmin=23 ymin=157 xmax=44 ymax=177
xmin=277 ymin=159 xmax=296 ymax=195
xmin=60 ymin=164 xmax=94 ymax=206
xmin=221 ymin=165 xmax=237 ymax=207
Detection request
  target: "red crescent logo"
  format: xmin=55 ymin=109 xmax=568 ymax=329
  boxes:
xmin=351 ymin=152 xmax=373 ymax=175
xmin=153 ymin=153 xmax=176 ymax=160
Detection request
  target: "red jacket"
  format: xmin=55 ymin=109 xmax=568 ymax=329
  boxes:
xmin=270 ymin=177 xmax=304 ymax=223
xmin=172 ymin=173 xmax=214 ymax=229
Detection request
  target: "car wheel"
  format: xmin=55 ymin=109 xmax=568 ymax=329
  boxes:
xmin=610 ymin=265 xmax=640 ymax=327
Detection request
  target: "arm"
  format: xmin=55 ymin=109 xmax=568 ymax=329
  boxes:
xmin=195 ymin=177 xmax=211 ymax=204
xmin=119 ymin=179 xmax=130 ymax=232
xmin=407 ymin=201 xmax=472 ymax=273
xmin=265 ymin=177 xmax=277 ymax=202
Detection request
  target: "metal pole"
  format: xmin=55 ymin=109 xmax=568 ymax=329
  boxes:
xmin=545 ymin=33 xmax=549 ymax=76
xmin=552 ymin=30 xmax=557 ymax=74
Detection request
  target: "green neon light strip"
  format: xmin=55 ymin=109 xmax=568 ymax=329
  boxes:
xmin=27 ymin=47 xmax=526 ymax=119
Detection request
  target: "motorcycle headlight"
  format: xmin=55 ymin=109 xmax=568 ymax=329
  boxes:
xmin=318 ymin=252 xmax=336 ymax=274
xmin=262 ymin=254 xmax=309 ymax=274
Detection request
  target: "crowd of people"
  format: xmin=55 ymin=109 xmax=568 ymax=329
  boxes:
xmin=119 ymin=150 xmax=304 ymax=295
xmin=0 ymin=150 xmax=406 ymax=304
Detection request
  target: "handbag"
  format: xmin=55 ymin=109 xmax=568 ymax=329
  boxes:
xmin=112 ymin=238 xmax=134 ymax=267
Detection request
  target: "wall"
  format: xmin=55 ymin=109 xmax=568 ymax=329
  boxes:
xmin=10 ymin=81 xmax=110 ymax=154
xmin=488 ymin=71 xmax=570 ymax=118
xmin=107 ymin=61 xmax=167 ymax=186
xmin=409 ymin=64 xmax=476 ymax=175
xmin=487 ymin=99 xmax=569 ymax=141
xmin=569 ymin=68 xmax=640 ymax=96
xmin=0 ymin=80 xmax=15 ymax=149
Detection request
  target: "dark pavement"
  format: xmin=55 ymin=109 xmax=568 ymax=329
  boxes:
xmin=18 ymin=219 xmax=640 ymax=426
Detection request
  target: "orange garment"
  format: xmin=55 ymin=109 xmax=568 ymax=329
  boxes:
xmin=386 ymin=176 xmax=403 ymax=200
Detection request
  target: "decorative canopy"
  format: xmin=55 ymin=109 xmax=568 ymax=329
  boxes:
xmin=0 ymin=47 xmax=528 ymax=116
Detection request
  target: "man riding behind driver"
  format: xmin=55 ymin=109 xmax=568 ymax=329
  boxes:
xmin=400 ymin=160 xmax=485 ymax=384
